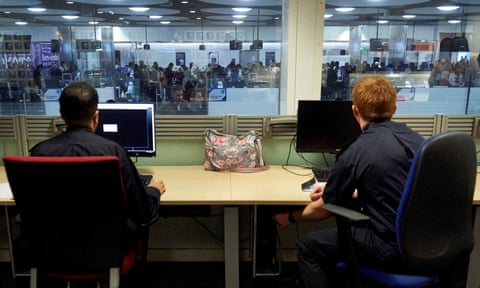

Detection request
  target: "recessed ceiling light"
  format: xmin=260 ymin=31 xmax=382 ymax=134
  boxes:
xmin=189 ymin=10 xmax=196 ymax=13
xmin=448 ymin=19 xmax=462 ymax=24
xmin=335 ymin=7 xmax=355 ymax=12
xmin=160 ymin=21 xmax=171 ymax=24
xmin=28 ymin=7 xmax=46 ymax=12
xmin=181 ymin=1 xmax=189 ymax=3
xmin=66 ymin=1 xmax=74 ymax=4
xmin=88 ymin=21 xmax=99 ymax=25
xmin=129 ymin=7 xmax=150 ymax=12
xmin=4 ymin=11 xmax=11 ymax=14
xmin=62 ymin=15 xmax=79 ymax=20
xmin=232 ymin=20 xmax=244 ymax=24
xmin=402 ymin=15 xmax=416 ymax=19
xmin=324 ymin=14 xmax=333 ymax=19
xmin=149 ymin=15 xmax=162 ymax=19
xmin=15 ymin=21 xmax=28 ymax=25
xmin=233 ymin=15 xmax=247 ymax=19
xmin=377 ymin=20 xmax=389 ymax=24
xmin=232 ymin=7 xmax=252 ymax=13
xmin=437 ymin=5 xmax=459 ymax=11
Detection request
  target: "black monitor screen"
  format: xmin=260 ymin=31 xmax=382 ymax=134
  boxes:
xmin=96 ymin=103 xmax=156 ymax=157
xmin=296 ymin=100 xmax=361 ymax=153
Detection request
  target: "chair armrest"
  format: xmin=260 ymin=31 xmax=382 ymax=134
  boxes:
xmin=323 ymin=203 xmax=369 ymax=287
xmin=322 ymin=203 xmax=370 ymax=222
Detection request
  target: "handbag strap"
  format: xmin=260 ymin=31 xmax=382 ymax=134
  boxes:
xmin=229 ymin=163 xmax=270 ymax=173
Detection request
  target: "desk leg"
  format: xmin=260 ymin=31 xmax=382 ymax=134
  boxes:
xmin=467 ymin=206 xmax=480 ymax=288
xmin=5 ymin=206 xmax=16 ymax=279
xmin=224 ymin=206 xmax=239 ymax=288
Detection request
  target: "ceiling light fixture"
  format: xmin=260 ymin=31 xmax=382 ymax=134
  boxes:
xmin=28 ymin=7 xmax=46 ymax=12
xmin=232 ymin=7 xmax=252 ymax=13
xmin=160 ymin=21 xmax=171 ymax=24
xmin=377 ymin=20 xmax=389 ymax=24
xmin=437 ymin=5 xmax=459 ymax=11
xmin=88 ymin=21 xmax=99 ymax=25
xmin=233 ymin=15 xmax=247 ymax=19
xmin=324 ymin=14 xmax=333 ymax=19
xmin=402 ymin=15 xmax=416 ymax=19
xmin=335 ymin=7 xmax=355 ymax=12
xmin=448 ymin=19 xmax=462 ymax=24
xmin=15 ymin=21 xmax=28 ymax=25
xmin=62 ymin=15 xmax=79 ymax=20
xmin=232 ymin=20 xmax=244 ymax=24
xmin=149 ymin=15 xmax=163 ymax=19
xmin=129 ymin=7 xmax=150 ymax=13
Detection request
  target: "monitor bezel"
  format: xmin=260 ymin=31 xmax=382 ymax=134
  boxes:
xmin=96 ymin=103 xmax=156 ymax=157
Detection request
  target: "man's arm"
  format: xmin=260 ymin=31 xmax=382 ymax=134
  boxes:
xmin=273 ymin=185 xmax=331 ymax=229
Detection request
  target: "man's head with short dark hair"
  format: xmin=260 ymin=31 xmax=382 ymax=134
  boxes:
xmin=170 ymin=85 xmax=184 ymax=102
xmin=59 ymin=82 xmax=98 ymax=124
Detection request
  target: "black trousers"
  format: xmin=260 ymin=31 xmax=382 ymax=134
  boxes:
xmin=296 ymin=228 xmax=344 ymax=288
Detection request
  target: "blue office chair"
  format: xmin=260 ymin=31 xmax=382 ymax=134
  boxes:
xmin=3 ymin=156 xmax=146 ymax=288
xmin=323 ymin=131 xmax=477 ymax=287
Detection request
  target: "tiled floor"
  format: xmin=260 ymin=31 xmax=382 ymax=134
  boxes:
xmin=1 ymin=262 xmax=304 ymax=288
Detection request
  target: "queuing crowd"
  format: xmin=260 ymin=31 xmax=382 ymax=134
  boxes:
xmin=322 ymin=56 xmax=480 ymax=100
xmin=115 ymin=58 xmax=281 ymax=104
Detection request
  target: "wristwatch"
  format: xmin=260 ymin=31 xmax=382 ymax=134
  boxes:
xmin=288 ymin=210 xmax=296 ymax=223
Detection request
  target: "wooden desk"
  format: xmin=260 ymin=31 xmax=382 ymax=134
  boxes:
xmin=229 ymin=166 xmax=312 ymax=205
xmin=137 ymin=166 xmax=232 ymax=204
xmin=1 ymin=166 xmax=480 ymax=288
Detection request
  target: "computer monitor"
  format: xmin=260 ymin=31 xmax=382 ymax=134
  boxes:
xmin=96 ymin=103 xmax=156 ymax=157
xmin=295 ymin=100 xmax=361 ymax=153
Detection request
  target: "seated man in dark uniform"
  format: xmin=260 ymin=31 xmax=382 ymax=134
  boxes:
xmin=29 ymin=82 xmax=167 ymax=241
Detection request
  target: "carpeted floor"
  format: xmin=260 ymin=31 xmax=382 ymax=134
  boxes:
xmin=1 ymin=261 xmax=304 ymax=288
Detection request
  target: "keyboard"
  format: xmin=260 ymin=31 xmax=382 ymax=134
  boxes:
xmin=139 ymin=174 xmax=153 ymax=185
xmin=312 ymin=167 xmax=330 ymax=182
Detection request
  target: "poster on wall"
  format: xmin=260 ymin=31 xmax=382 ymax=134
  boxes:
xmin=265 ymin=51 xmax=275 ymax=66
xmin=32 ymin=42 xmax=59 ymax=68
xmin=176 ymin=52 xmax=185 ymax=66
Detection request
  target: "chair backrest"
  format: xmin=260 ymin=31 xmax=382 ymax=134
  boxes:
xmin=3 ymin=156 xmax=128 ymax=273
xmin=396 ymin=131 xmax=476 ymax=273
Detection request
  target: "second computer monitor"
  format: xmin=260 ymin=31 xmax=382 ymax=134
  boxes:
xmin=295 ymin=100 xmax=361 ymax=153
xmin=96 ymin=103 xmax=156 ymax=157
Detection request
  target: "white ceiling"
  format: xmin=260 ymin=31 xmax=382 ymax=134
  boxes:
xmin=0 ymin=0 xmax=478 ymax=27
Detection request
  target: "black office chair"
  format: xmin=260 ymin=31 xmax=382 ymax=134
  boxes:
xmin=3 ymin=156 xmax=145 ymax=288
xmin=323 ymin=131 xmax=477 ymax=287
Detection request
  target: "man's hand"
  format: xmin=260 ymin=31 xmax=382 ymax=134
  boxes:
xmin=310 ymin=183 xmax=324 ymax=202
xmin=272 ymin=211 xmax=291 ymax=229
xmin=149 ymin=179 xmax=166 ymax=195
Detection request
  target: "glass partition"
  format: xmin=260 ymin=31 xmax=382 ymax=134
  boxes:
xmin=1 ymin=1 xmax=480 ymax=117
xmin=322 ymin=22 xmax=480 ymax=115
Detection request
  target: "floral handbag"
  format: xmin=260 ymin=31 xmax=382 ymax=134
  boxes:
xmin=203 ymin=128 xmax=269 ymax=172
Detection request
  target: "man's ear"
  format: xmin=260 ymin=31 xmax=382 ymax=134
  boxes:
xmin=92 ymin=110 xmax=99 ymax=131
xmin=352 ymin=104 xmax=360 ymax=118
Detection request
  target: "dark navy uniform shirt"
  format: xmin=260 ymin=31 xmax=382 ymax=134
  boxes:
xmin=322 ymin=119 xmax=424 ymax=262
xmin=29 ymin=125 xmax=161 ymax=232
